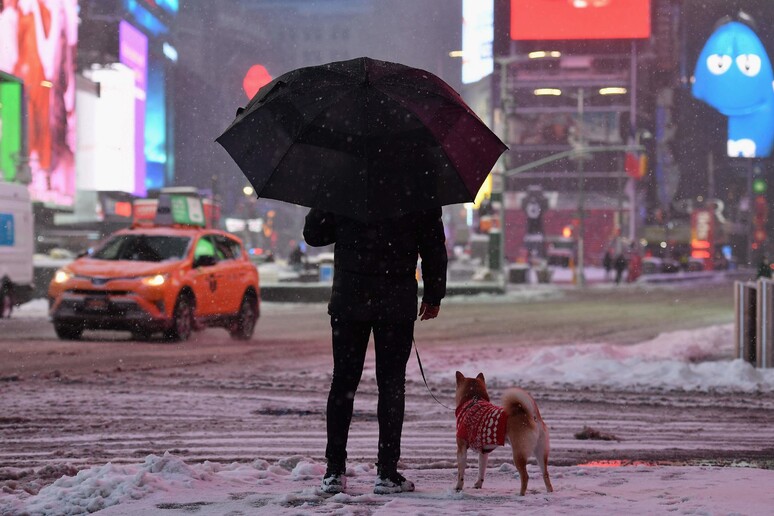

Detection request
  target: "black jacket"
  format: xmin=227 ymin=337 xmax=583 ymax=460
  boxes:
xmin=303 ymin=208 xmax=447 ymax=321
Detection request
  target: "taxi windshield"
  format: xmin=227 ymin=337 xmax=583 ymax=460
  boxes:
xmin=91 ymin=235 xmax=191 ymax=262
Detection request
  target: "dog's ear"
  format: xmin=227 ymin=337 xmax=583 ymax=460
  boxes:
xmin=476 ymin=372 xmax=485 ymax=383
xmin=456 ymin=371 xmax=464 ymax=384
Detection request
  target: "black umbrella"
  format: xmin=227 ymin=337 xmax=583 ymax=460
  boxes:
xmin=216 ymin=57 xmax=507 ymax=223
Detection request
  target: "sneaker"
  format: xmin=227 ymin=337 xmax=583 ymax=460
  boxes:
xmin=374 ymin=471 xmax=415 ymax=494
xmin=320 ymin=469 xmax=346 ymax=494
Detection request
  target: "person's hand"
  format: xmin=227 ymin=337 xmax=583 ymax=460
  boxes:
xmin=419 ymin=302 xmax=440 ymax=321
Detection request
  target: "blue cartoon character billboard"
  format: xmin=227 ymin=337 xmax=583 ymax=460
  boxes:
xmin=692 ymin=21 xmax=774 ymax=158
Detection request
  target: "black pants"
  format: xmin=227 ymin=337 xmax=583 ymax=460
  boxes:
xmin=325 ymin=317 xmax=414 ymax=474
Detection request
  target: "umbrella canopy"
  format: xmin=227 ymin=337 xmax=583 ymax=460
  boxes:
xmin=216 ymin=57 xmax=507 ymax=223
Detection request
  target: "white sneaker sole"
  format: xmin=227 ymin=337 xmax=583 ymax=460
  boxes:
xmin=373 ymin=484 xmax=414 ymax=495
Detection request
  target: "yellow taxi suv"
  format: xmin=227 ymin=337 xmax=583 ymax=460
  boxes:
xmin=48 ymin=225 xmax=260 ymax=341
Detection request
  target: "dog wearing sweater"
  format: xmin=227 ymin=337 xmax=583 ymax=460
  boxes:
xmin=454 ymin=371 xmax=553 ymax=496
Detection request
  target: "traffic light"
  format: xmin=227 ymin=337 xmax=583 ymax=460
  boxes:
xmin=753 ymin=177 xmax=767 ymax=194
xmin=754 ymin=195 xmax=767 ymax=243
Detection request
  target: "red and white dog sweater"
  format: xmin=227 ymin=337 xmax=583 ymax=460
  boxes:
xmin=456 ymin=398 xmax=508 ymax=452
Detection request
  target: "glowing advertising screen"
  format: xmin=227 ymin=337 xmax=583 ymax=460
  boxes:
xmin=0 ymin=0 xmax=78 ymax=205
xmin=462 ymin=0 xmax=494 ymax=84
xmin=146 ymin=0 xmax=178 ymax=15
xmin=243 ymin=64 xmax=272 ymax=100
xmin=145 ymin=61 xmax=167 ymax=190
xmin=78 ymin=65 xmax=136 ymax=193
xmin=0 ymin=80 xmax=22 ymax=182
xmin=690 ymin=208 xmax=714 ymax=263
xmin=124 ymin=0 xmax=169 ymax=35
xmin=692 ymin=21 xmax=774 ymax=158
xmin=511 ymin=0 xmax=651 ymax=41
xmin=119 ymin=20 xmax=148 ymax=196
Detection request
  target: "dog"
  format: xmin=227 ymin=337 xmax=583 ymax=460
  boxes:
xmin=454 ymin=371 xmax=553 ymax=496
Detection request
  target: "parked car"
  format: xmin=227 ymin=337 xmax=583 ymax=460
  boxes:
xmin=0 ymin=182 xmax=35 ymax=318
xmin=642 ymin=256 xmax=681 ymax=274
xmin=48 ymin=225 xmax=260 ymax=341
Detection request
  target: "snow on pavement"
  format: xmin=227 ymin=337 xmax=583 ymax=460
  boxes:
xmin=2 ymin=453 xmax=772 ymax=515
xmin=4 ymin=295 xmax=774 ymax=514
xmin=440 ymin=323 xmax=774 ymax=393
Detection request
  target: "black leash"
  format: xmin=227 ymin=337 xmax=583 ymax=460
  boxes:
xmin=413 ymin=338 xmax=455 ymax=411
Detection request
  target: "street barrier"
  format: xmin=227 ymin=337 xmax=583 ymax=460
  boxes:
xmin=735 ymin=281 xmax=757 ymax=365
xmin=734 ymin=279 xmax=774 ymax=368
xmin=756 ymin=279 xmax=774 ymax=368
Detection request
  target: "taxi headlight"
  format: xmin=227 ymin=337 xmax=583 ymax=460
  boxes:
xmin=141 ymin=274 xmax=167 ymax=287
xmin=53 ymin=269 xmax=73 ymax=284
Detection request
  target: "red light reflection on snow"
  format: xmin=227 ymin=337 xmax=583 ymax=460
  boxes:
xmin=579 ymin=460 xmax=660 ymax=468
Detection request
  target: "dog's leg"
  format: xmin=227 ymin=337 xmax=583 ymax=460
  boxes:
xmin=536 ymin=433 xmax=554 ymax=493
xmin=455 ymin=440 xmax=467 ymax=491
xmin=473 ymin=452 xmax=488 ymax=489
xmin=514 ymin=452 xmax=529 ymax=496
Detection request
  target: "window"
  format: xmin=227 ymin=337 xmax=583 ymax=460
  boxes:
xmin=92 ymin=234 xmax=191 ymax=262
xmin=214 ymin=235 xmax=242 ymax=260
xmin=194 ymin=236 xmax=217 ymax=260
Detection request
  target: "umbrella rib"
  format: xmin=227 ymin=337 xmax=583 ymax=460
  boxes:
xmin=266 ymin=84 xmax=364 ymax=210
xmin=372 ymin=89 xmax=481 ymax=199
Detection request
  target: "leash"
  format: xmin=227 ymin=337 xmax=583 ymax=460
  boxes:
xmin=413 ymin=338 xmax=455 ymax=411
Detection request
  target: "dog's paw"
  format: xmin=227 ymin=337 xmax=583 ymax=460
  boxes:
xmin=454 ymin=482 xmax=464 ymax=491
xmin=473 ymin=479 xmax=483 ymax=489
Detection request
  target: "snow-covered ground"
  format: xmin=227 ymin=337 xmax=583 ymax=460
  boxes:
xmin=4 ymin=452 xmax=773 ymax=515
xmin=4 ymin=288 xmax=774 ymax=515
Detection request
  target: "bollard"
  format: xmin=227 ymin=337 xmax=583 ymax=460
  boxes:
xmin=734 ymin=281 xmax=757 ymax=364
xmin=756 ymin=278 xmax=774 ymax=368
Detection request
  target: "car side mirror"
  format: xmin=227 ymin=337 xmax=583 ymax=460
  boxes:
xmin=193 ymin=255 xmax=217 ymax=268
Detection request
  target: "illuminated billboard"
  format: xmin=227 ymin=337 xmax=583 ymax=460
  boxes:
xmin=462 ymin=0 xmax=494 ymax=84
xmin=145 ymin=61 xmax=168 ymax=190
xmin=511 ymin=0 xmax=651 ymax=41
xmin=119 ymin=20 xmax=149 ymax=196
xmin=0 ymin=79 xmax=22 ymax=182
xmin=78 ymin=65 xmax=136 ymax=193
xmin=692 ymin=21 xmax=774 ymax=158
xmin=0 ymin=0 xmax=78 ymax=205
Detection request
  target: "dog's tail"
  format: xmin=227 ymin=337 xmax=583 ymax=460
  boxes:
xmin=501 ymin=388 xmax=537 ymax=419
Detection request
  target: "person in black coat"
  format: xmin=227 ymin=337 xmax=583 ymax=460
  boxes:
xmin=304 ymin=207 xmax=447 ymax=494
xmin=614 ymin=252 xmax=627 ymax=284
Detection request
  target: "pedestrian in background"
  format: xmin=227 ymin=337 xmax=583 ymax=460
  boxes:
xmin=614 ymin=252 xmax=627 ymax=284
xmin=603 ymin=249 xmax=613 ymax=281
xmin=627 ymin=250 xmax=642 ymax=283
xmin=757 ymin=256 xmax=772 ymax=279
xmin=288 ymin=242 xmax=306 ymax=272
xmin=303 ymin=207 xmax=447 ymax=495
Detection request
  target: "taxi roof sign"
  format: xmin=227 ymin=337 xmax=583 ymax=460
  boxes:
xmin=156 ymin=195 xmax=205 ymax=226
xmin=133 ymin=193 xmax=220 ymax=228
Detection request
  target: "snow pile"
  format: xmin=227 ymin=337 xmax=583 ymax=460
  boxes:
xmin=13 ymin=299 xmax=50 ymax=318
xmin=0 ymin=453 xmax=322 ymax=515
xmin=447 ymin=324 xmax=774 ymax=392
xmin=4 ymin=454 xmax=774 ymax=515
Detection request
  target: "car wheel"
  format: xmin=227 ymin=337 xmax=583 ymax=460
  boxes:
xmin=165 ymin=295 xmax=194 ymax=342
xmin=0 ymin=284 xmax=12 ymax=319
xmin=229 ymin=294 xmax=257 ymax=341
xmin=54 ymin=322 xmax=83 ymax=340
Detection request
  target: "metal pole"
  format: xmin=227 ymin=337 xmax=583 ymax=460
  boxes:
xmin=577 ymin=88 xmax=586 ymax=287
xmin=210 ymin=174 xmax=217 ymax=228
xmin=747 ymin=159 xmax=754 ymax=266
xmin=735 ymin=281 xmax=757 ymax=364
xmin=629 ymin=40 xmax=638 ymax=243
xmin=757 ymin=278 xmax=774 ymax=368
